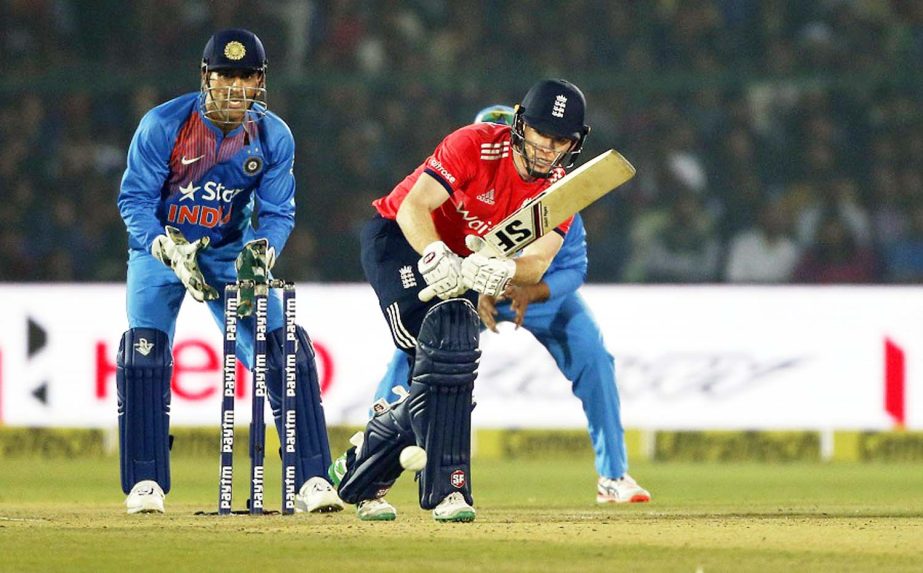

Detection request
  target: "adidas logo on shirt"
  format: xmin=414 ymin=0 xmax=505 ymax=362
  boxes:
xmin=476 ymin=189 xmax=496 ymax=205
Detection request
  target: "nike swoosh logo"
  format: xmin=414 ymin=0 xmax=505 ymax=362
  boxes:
xmin=181 ymin=155 xmax=205 ymax=165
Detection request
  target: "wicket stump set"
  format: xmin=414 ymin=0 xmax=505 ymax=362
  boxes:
xmin=219 ymin=279 xmax=297 ymax=515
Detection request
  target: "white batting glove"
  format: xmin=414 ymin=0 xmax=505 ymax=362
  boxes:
xmin=461 ymin=252 xmax=516 ymax=297
xmin=417 ymin=240 xmax=466 ymax=302
xmin=460 ymin=234 xmax=516 ymax=297
xmin=151 ymin=226 xmax=219 ymax=303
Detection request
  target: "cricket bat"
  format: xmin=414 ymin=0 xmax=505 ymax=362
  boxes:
xmin=473 ymin=149 xmax=636 ymax=257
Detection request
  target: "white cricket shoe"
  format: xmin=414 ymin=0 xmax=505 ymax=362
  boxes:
xmin=357 ymin=497 xmax=397 ymax=521
xmin=596 ymin=474 xmax=651 ymax=504
xmin=295 ymin=476 xmax=345 ymax=513
xmin=125 ymin=480 xmax=165 ymax=514
xmin=432 ymin=492 xmax=476 ymax=523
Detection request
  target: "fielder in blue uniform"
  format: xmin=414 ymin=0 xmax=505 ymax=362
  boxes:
xmin=116 ymin=28 xmax=341 ymax=514
xmin=371 ymin=106 xmax=651 ymax=505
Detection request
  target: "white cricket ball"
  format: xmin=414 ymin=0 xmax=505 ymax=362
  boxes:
xmin=399 ymin=445 xmax=427 ymax=472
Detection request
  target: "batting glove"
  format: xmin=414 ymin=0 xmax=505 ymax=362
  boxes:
xmin=460 ymin=234 xmax=516 ymax=297
xmin=151 ymin=226 xmax=219 ymax=303
xmin=417 ymin=240 xmax=466 ymax=302
xmin=235 ymin=238 xmax=276 ymax=317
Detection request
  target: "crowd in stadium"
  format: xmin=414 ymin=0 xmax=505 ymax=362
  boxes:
xmin=2 ymin=0 xmax=922 ymax=283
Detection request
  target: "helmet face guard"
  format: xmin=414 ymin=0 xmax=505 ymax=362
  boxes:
xmin=511 ymin=110 xmax=589 ymax=177
xmin=511 ymin=79 xmax=590 ymax=177
xmin=199 ymin=28 xmax=268 ymax=126
xmin=200 ymin=72 xmax=267 ymax=126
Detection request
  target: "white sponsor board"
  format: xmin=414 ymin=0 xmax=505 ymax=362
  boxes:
xmin=0 ymin=284 xmax=920 ymax=430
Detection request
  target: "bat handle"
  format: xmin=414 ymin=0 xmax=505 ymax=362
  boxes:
xmin=418 ymin=285 xmax=436 ymax=302
xmin=465 ymin=234 xmax=486 ymax=253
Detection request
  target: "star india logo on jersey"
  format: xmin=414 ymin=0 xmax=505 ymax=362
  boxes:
xmin=552 ymin=95 xmax=568 ymax=118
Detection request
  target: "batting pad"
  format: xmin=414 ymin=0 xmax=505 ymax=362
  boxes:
xmin=117 ymin=328 xmax=173 ymax=494
xmin=266 ymin=325 xmax=332 ymax=485
xmin=336 ymin=402 xmax=416 ymax=504
xmin=409 ymin=299 xmax=481 ymax=509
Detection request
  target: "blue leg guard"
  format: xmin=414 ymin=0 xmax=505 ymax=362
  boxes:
xmin=266 ymin=325 xmax=332 ymax=486
xmin=336 ymin=399 xmax=416 ymax=504
xmin=117 ymin=328 xmax=172 ymax=494
xmin=409 ymin=299 xmax=480 ymax=510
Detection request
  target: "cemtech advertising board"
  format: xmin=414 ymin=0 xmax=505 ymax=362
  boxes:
xmin=0 ymin=285 xmax=919 ymax=430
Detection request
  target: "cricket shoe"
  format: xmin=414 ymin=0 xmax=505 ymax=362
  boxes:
xmin=295 ymin=476 xmax=344 ymax=513
xmin=596 ymin=474 xmax=651 ymax=504
xmin=357 ymin=497 xmax=397 ymax=521
xmin=125 ymin=480 xmax=165 ymax=514
xmin=327 ymin=431 xmax=365 ymax=487
xmin=433 ymin=492 xmax=476 ymax=523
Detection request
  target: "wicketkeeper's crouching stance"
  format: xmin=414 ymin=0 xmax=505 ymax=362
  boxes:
xmin=329 ymin=79 xmax=593 ymax=522
xmin=116 ymin=28 xmax=341 ymax=514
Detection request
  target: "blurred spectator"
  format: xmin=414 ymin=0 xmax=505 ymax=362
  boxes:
xmin=793 ymin=213 xmax=878 ymax=283
xmin=883 ymin=200 xmax=923 ymax=283
xmin=792 ymin=176 xmax=872 ymax=247
xmin=725 ymin=199 xmax=800 ymax=283
xmin=627 ymin=189 xmax=721 ymax=283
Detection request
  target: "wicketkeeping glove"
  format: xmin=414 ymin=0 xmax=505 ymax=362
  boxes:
xmin=151 ymin=226 xmax=219 ymax=303
xmin=417 ymin=240 xmax=467 ymax=302
xmin=235 ymin=238 xmax=276 ymax=317
xmin=461 ymin=235 xmax=516 ymax=297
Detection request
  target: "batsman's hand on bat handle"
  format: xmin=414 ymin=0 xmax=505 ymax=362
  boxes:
xmin=417 ymin=240 xmax=467 ymax=302
xmin=461 ymin=235 xmax=517 ymax=298
xmin=151 ymin=226 xmax=220 ymax=303
xmin=235 ymin=238 xmax=276 ymax=317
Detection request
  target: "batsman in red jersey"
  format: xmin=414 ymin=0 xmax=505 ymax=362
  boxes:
xmin=331 ymin=79 xmax=591 ymax=522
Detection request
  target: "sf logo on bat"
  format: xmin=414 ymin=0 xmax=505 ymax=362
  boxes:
xmin=490 ymin=219 xmax=533 ymax=254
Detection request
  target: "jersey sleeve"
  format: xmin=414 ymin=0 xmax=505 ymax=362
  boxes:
xmin=246 ymin=119 xmax=296 ymax=255
xmin=118 ymin=109 xmax=172 ymax=251
xmin=543 ymin=214 xmax=587 ymax=298
xmin=422 ymin=127 xmax=481 ymax=196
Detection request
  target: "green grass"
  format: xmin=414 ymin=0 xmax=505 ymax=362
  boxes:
xmin=2 ymin=456 xmax=923 ymax=572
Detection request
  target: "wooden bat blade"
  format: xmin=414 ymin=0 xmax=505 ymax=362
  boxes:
xmin=479 ymin=150 xmax=636 ymax=257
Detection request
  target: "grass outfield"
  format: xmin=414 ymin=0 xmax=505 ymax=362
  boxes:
xmin=2 ymin=457 xmax=922 ymax=572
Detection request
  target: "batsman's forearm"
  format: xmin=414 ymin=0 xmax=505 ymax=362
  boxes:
xmin=396 ymin=202 xmax=442 ymax=255
xmin=511 ymin=254 xmax=554 ymax=285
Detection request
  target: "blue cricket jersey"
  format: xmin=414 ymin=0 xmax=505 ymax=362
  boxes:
xmin=540 ymin=213 xmax=588 ymax=299
xmin=118 ymin=92 xmax=296 ymax=254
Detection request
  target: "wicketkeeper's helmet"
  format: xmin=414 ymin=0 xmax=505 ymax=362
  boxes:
xmin=200 ymin=28 xmax=268 ymax=124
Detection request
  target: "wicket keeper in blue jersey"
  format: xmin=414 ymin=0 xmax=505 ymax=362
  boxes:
xmin=371 ymin=106 xmax=651 ymax=506
xmin=117 ymin=28 xmax=341 ymax=514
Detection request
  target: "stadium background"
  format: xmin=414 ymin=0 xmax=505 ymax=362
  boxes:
xmin=2 ymin=0 xmax=922 ymax=285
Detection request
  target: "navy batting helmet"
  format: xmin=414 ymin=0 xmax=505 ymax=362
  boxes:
xmin=201 ymin=28 xmax=267 ymax=73
xmin=518 ymin=79 xmax=588 ymax=141
xmin=512 ymin=79 xmax=590 ymax=174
